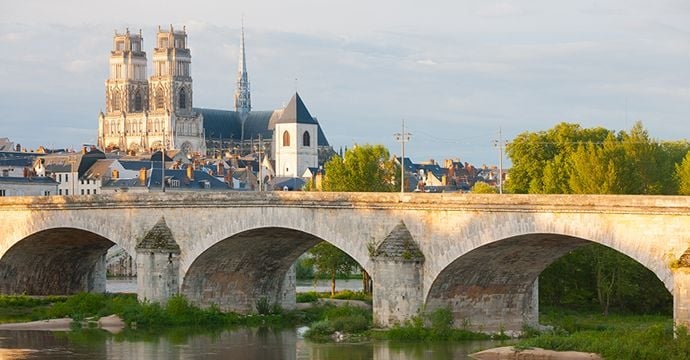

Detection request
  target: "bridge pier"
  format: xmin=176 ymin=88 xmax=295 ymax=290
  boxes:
xmin=135 ymin=218 xmax=181 ymax=304
xmin=673 ymin=254 xmax=690 ymax=330
xmin=371 ymin=222 xmax=425 ymax=327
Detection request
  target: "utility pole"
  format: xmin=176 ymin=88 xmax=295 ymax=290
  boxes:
xmin=161 ymin=124 xmax=165 ymax=193
xmin=492 ymin=128 xmax=507 ymax=194
xmin=394 ymin=120 xmax=411 ymax=193
xmin=257 ymin=134 xmax=263 ymax=191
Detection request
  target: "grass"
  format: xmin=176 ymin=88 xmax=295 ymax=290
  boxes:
xmin=516 ymin=308 xmax=690 ymax=360
xmin=296 ymin=290 xmax=372 ymax=304
xmin=304 ymin=304 xmax=372 ymax=341
xmin=375 ymin=308 xmax=498 ymax=342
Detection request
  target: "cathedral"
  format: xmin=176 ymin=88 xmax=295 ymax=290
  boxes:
xmin=97 ymin=25 xmax=332 ymax=178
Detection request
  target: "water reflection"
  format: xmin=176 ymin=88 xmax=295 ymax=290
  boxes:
xmin=0 ymin=328 xmax=502 ymax=359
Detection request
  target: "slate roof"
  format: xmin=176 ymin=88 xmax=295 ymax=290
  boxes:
xmin=269 ymin=176 xmax=306 ymax=191
xmin=83 ymin=159 xmax=116 ymax=179
xmin=0 ymin=176 xmax=58 ymax=184
xmin=373 ymin=221 xmax=424 ymax=261
xmin=195 ymin=93 xmax=330 ymax=147
xmin=101 ymin=178 xmax=148 ymax=189
xmin=148 ymin=167 xmax=229 ymax=190
xmin=274 ymin=93 xmax=318 ymax=125
xmin=39 ymin=150 xmax=106 ymax=177
xmin=135 ymin=217 xmax=180 ymax=252
xmin=120 ymin=160 xmax=154 ymax=171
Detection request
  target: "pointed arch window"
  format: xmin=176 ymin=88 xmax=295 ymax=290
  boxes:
xmin=282 ymin=131 xmax=290 ymax=147
xmin=179 ymin=88 xmax=187 ymax=109
xmin=302 ymin=131 xmax=310 ymax=147
xmin=111 ymin=89 xmax=121 ymax=112
xmin=155 ymin=89 xmax=165 ymax=110
xmin=134 ymin=91 xmax=143 ymax=112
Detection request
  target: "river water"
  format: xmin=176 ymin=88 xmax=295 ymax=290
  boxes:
xmin=0 ymin=328 xmax=500 ymax=359
xmin=0 ymin=279 xmax=504 ymax=359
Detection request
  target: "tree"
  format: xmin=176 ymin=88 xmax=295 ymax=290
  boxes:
xmin=303 ymin=243 xmax=358 ymax=297
xmin=677 ymin=151 xmax=690 ymax=195
xmin=321 ymin=144 xmax=399 ymax=192
xmin=470 ymin=181 xmax=497 ymax=194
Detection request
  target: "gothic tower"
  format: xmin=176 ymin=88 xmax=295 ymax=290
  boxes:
xmin=98 ymin=29 xmax=149 ymax=151
xmin=148 ymin=25 xmax=204 ymax=154
xmin=234 ymin=26 xmax=251 ymax=143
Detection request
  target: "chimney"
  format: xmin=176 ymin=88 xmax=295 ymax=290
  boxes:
xmin=139 ymin=168 xmax=147 ymax=185
xmin=112 ymin=169 xmax=119 ymax=179
xmin=187 ymin=165 xmax=194 ymax=181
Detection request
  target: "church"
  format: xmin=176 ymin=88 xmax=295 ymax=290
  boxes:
xmin=97 ymin=25 xmax=332 ymax=178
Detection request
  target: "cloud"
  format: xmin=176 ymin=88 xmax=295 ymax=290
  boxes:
xmin=476 ymin=2 xmax=521 ymax=17
xmin=416 ymin=59 xmax=437 ymax=66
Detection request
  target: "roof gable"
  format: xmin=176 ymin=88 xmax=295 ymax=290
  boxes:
xmin=275 ymin=93 xmax=317 ymax=125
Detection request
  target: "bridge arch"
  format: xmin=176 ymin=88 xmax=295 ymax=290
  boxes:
xmin=180 ymin=226 xmax=368 ymax=312
xmin=0 ymin=227 xmax=114 ymax=294
xmin=424 ymin=230 xmax=673 ymax=332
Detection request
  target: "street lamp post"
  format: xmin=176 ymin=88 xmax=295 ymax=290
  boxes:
xmin=394 ymin=120 xmax=412 ymax=193
xmin=492 ymin=128 xmax=507 ymax=194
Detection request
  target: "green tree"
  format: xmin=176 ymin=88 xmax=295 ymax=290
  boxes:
xmin=676 ymin=151 xmax=690 ymax=195
xmin=471 ymin=181 xmax=497 ymax=194
xmin=304 ymin=243 xmax=358 ymax=297
xmin=321 ymin=144 xmax=399 ymax=192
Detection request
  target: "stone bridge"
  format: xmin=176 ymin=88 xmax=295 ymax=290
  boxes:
xmin=1 ymin=192 xmax=689 ymax=332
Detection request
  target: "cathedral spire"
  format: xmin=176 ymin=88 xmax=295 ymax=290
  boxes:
xmin=234 ymin=24 xmax=251 ymax=115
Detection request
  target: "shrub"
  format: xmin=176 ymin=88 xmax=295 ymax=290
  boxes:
xmin=296 ymin=292 xmax=319 ymax=303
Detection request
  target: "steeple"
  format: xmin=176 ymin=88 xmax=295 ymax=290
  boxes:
xmin=234 ymin=24 xmax=251 ymax=115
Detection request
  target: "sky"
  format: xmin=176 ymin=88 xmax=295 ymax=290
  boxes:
xmin=1 ymin=0 xmax=689 ymax=166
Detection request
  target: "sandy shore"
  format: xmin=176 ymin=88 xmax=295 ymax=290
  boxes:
xmin=471 ymin=346 xmax=602 ymax=360
xmin=0 ymin=315 xmax=125 ymax=334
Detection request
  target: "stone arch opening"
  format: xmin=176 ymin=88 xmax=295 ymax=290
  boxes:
xmin=181 ymin=227 xmax=365 ymax=313
xmin=424 ymin=233 xmax=671 ymax=333
xmin=0 ymin=228 xmax=115 ymax=295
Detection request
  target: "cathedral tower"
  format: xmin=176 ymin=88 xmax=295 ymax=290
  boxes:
xmin=98 ymin=29 xmax=149 ymax=151
xmin=147 ymin=25 xmax=204 ymax=154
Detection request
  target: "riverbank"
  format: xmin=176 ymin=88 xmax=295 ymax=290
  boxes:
xmin=471 ymin=346 xmax=601 ymax=359
xmin=0 ymin=314 xmax=125 ymax=333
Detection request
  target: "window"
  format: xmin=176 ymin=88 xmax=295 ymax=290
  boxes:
xmin=116 ymin=40 xmax=124 ymax=51
xmin=112 ymin=89 xmax=121 ymax=111
xmin=59 ymin=189 xmax=62 ymax=195
xmin=134 ymin=91 xmax=143 ymax=111
xmin=65 ymin=174 xmax=69 ymax=182
xmin=179 ymin=88 xmax=186 ymax=109
xmin=65 ymin=190 xmax=69 ymax=195
xmin=58 ymin=174 xmax=62 ymax=182
xmin=282 ymin=131 xmax=290 ymax=147
xmin=160 ymin=38 xmax=169 ymax=48
xmin=44 ymin=191 xmax=50 ymax=196
xmin=155 ymin=90 xmax=165 ymax=109
xmin=0 ymin=189 xmax=5 ymax=197
xmin=303 ymin=131 xmax=311 ymax=147
xmin=81 ymin=189 xmax=84 ymax=195
xmin=86 ymin=189 xmax=90 ymax=195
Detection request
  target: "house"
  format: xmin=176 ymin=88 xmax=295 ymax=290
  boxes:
xmin=34 ymin=148 xmax=106 ymax=196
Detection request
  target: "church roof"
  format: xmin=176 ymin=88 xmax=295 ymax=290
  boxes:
xmin=196 ymin=103 xmax=330 ymax=147
xmin=274 ymin=93 xmax=318 ymax=125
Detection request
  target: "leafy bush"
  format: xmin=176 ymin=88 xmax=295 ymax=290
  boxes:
xmin=296 ymin=292 xmax=319 ymax=303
